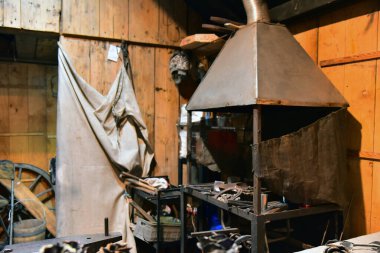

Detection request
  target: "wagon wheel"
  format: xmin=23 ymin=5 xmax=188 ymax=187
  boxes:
xmin=0 ymin=163 xmax=55 ymax=245
xmin=13 ymin=163 xmax=55 ymax=214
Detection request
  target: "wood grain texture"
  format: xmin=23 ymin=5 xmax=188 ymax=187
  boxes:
xmin=370 ymin=162 xmax=380 ymax=232
xmin=0 ymin=0 xmax=4 ymax=26
xmin=344 ymin=62 xmax=376 ymax=152
xmin=288 ymin=19 xmax=318 ymax=63
xmin=61 ymin=0 xmax=100 ymax=36
xmin=129 ymin=45 xmax=155 ymax=146
xmin=8 ymin=88 xmax=28 ymax=133
xmin=21 ymin=0 xmax=43 ymax=31
xmin=3 ymin=0 xmax=20 ymax=28
xmin=320 ymin=51 xmax=380 ymax=67
xmin=0 ymin=137 xmax=9 ymax=158
xmin=1 ymin=63 xmax=57 ymax=171
xmin=158 ymin=0 xmax=187 ymax=45
xmin=375 ymin=13 xmax=380 ymax=155
xmin=0 ymin=88 xmax=9 ymax=133
xmin=318 ymin=7 xmax=346 ymax=62
xmin=8 ymin=63 xmax=27 ymax=87
xmin=28 ymin=135 xmax=47 ymax=171
xmin=154 ymin=48 xmax=179 ymax=184
xmin=46 ymin=66 xmax=57 ymax=136
xmin=60 ymin=36 xmax=91 ymax=82
xmin=99 ymin=0 xmax=129 ymax=39
xmin=129 ymin=0 xmax=159 ymax=44
xmin=344 ymin=0 xmax=379 ymax=57
xmin=2 ymin=0 xmax=60 ymax=32
xmin=345 ymin=160 xmax=373 ymax=237
xmin=9 ymin=136 xmax=29 ymax=163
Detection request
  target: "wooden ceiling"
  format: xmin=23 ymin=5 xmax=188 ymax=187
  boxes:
xmin=0 ymin=29 xmax=58 ymax=66
xmin=185 ymin=0 xmax=353 ymax=23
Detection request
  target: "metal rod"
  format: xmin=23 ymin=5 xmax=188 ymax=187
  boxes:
xmin=187 ymin=111 xmax=192 ymax=184
xmin=104 ymin=218 xmax=109 ymax=236
xmin=9 ymin=179 xmax=14 ymax=245
xmin=253 ymin=106 xmax=262 ymax=215
xmin=180 ymin=187 xmax=186 ymax=253
xmin=191 ymin=228 xmax=239 ymax=237
xmin=156 ymin=190 xmax=161 ymax=253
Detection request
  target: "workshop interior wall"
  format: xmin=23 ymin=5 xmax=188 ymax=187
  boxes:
xmin=0 ymin=62 xmax=57 ymax=171
xmin=0 ymin=0 xmax=201 ymax=185
xmin=58 ymin=0 xmax=202 ymax=185
xmin=287 ymin=0 xmax=380 ymax=238
xmin=0 ymin=0 xmax=60 ymax=32
xmin=2 ymin=0 xmax=379 ymax=240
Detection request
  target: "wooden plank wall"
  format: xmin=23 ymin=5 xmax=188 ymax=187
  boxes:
xmin=0 ymin=0 xmax=60 ymax=32
xmin=59 ymin=36 xmax=180 ymax=184
xmin=57 ymin=0 xmax=200 ymax=184
xmin=0 ymin=62 xmax=57 ymax=171
xmin=288 ymin=0 xmax=380 ymax=237
xmin=61 ymin=0 xmax=188 ymax=47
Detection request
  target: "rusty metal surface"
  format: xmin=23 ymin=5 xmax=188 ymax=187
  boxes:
xmin=1 ymin=233 xmax=122 ymax=253
xmin=186 ymin=22 xmax=348 ymax=111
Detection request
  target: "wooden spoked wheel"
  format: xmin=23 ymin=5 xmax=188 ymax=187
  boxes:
xmin=0 ymin=163 xmax=55 ymax=245
xmin=13 ymin=163 xmax=55 ymax=213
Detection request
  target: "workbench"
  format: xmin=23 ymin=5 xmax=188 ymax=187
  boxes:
xmin=0 ymin=233 xmax=122 ymax=253
xmin=296 ymin=232 xmax=380 ymax=253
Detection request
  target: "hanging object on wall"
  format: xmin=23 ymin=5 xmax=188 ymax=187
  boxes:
xmin=56 ymin=42 xmax=153 ymax=244
xmin=169 ymin=50 xmax=190 ymax=85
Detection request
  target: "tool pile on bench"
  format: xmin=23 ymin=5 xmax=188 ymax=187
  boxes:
xmin=187 ymin=181 xmax=288 ymax=214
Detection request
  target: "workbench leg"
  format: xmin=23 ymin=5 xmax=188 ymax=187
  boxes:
xmin=156 ymin=191 xmax=161 ymax=253
xmin=251 ymin=217 xmax=265 ymax=253
xmin=180 ymin=187 xmax=186 ymax=253
xmin=334 ymin=211 xmax=339 ymax=240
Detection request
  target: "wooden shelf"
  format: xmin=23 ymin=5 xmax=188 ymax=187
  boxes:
xmin=180 ymin=33 xmax=225 ymax=56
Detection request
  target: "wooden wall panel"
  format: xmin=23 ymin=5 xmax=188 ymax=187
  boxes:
xmin=0 ymin=0 xmax=4 ymax=26
xmin=158 ymin=0 xmax=187 ymax=45
xmin=154 ymin=48 xmax=179 ymax=184
xmin=318 ymin=8 xmax=346 ymax=61
xmin=0 ymin=63 xmax=57 ymax=171
xmin=372 ymin=23 xmax=380 ymax=233
xmin=59 ymin=36 xmax=181 ymax=184
xmin=46 ymin=66 xmax=57 ymax=160
xmin=20 ymin=0 xmax=60 ymax=32
xmin=292 ymin=0 xmax=380 ymax=237
xmin=61 ymin=37 xmax=122 ymax=94
xmin=129 ymin=0 xmax=159 ymax=44
xmin=1 ymin=0 xmax=60 ymax=32
xmin=129 ymin=45 xmax=155 ymax=146
xmin=371 ymin=162 xmax=380 ymax=232
xmin=60 ymin=37 xmax=91 ymax=82
xmin=61 ymin=0 xmax=99 ymax=36
xmin=289 ymin=19 xmax=318 ymax=62
xmin=344 ymin=1 xmax=378 ymax=57
xmin=344 ymin=62 xmax=376 ymax=152
xmin=61 ymin=0 xmax=189 ymax=46
xmin=345 ymin=160 xmax=374 ymax=236
xmin=3 ymin=0 xmax=20 ymax=28
xmin=99 ymin=0 xmax=129 ymax=39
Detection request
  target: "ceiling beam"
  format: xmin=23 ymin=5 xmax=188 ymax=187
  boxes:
xmin=269 ymin=0 xmax=349 ymax=22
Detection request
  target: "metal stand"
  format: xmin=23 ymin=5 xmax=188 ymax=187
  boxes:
xmin=179 ymin=109 xmax=342 ymax=253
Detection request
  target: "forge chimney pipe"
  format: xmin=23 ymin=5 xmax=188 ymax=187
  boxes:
xmin=242 ymin=0 xmax=270 ymax=24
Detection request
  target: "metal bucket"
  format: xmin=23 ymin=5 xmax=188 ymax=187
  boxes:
xmin=13 ymin=218 xmax=46 ymax=243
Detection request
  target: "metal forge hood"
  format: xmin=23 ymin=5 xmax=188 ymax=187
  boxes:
xmin=186 ymin=22 xmax=348 ymax=110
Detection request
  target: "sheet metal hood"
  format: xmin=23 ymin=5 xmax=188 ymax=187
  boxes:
xmin=186 ymin=1 xmax=348 ymax=111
